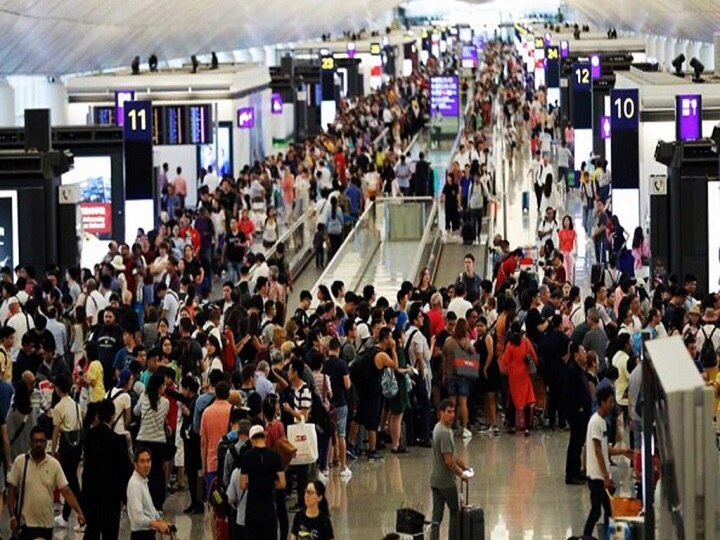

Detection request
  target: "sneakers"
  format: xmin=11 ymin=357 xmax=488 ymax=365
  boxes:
xmin=340 ymin=467 xmax=353 ymax=479
xmin=462 ymin=428 xmax=473 ymax=439
xmin=316 ymin=470 xmax=329 ymax=485
xmin=368 ymin=450 xmax=384 ymax=461
xmin=54 ymin=516 xmax=69 ymax=529
xmin=346 ymin=446 xmax=358 ymax=461
xmin=390 ymin=446 xmax=409 ymax=454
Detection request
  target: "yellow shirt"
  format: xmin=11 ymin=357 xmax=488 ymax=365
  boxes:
xmin=86 ymin=360 xmax=105 ymax=402
xmin=0 ymin=345 xmax=11 ymax=382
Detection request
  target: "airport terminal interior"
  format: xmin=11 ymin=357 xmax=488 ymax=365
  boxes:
xmin=1 ymin=1 xmax=720 ymax=539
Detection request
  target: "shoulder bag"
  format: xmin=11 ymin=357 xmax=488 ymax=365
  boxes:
xmin=60 ymin=401 xmax=84 ymax=448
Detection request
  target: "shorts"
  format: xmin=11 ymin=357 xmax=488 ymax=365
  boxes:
xmin=165 ymin=432 xmax=177 ymax=461
xmin=335 ymin=405 xmax=348 ymax=438
xmin=447 ymin=377 xmax=471 ymax=397
xmin=356 ymin=392 xmax=382 ymax=431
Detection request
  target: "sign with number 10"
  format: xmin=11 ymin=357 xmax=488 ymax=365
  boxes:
xmin=610 ymin=89 xmax=639 ymax=130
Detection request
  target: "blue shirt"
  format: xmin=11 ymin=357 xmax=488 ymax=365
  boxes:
xmin=344 ymin=183 xmax=363 ymax=216
xmin=460 ymin=175 xmax=472 ymax=201
xmin=192 ymin=391 xmax=216 ymax=434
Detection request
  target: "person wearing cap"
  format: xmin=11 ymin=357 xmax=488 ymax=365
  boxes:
xmin=240 ymin=424 xmax=286 ymax=540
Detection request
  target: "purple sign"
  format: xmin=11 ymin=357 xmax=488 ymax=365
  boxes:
xmin=591 ymin=55 xmax=602 ymax=79
xmin=236 ymin=107 xmax=255 ymax=128
xmin=544 ymin=33 xmax=551 ymax=46
xmin=347 ymin=42 xmax=356 ymax=58
xmin=115 ymin=90 xmax=135 ymax=127
xmin=430 ymin=75 xmax=459 ymax=117
xmin=560 ymin=40 xmax=569 ymax=58
xmin=600 ymin=115 xmax=611 ymax=139
xmin=461 ymin=45 xmax=478 ymax=68
xmin=271 ymin=93 xmax=283 ymax=115
xmin=676 ymin=94 xmax=702 ymax=141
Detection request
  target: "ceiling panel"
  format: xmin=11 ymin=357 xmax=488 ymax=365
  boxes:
xmin=0 ymin=0 xmax=403 ymax=74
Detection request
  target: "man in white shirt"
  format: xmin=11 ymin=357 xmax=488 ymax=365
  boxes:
xmin=406 ymin=303 xmax=433 ymax=446
xmin=156 ymin=282 xmax=179 ymax=333
xmin=202 ymin=165 xmax=219 ymax=194
xmin=568 ymin=287 xmax=585 ymax=329
xmin=5 ymin=297 xmax=33 ymax=358
xmin=126 ymin=448 xmax=173 ymax=536
xmin=447 ymin=282 xmax=473 ymax=320
xmin=83 ymin=279 xmax=108 ymax=326
xmin=583 ymin=386 xmax=633 ymax=536
xmin=316 ymin=160 xmax=333 ymax=191
xmin=528 ymin=153 xmax=543 ymax=211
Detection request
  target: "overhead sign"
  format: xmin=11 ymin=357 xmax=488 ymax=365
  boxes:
xmin=114 ymin=90 xmax=135 ymax=127
xmin=123 ymin=100 xmax=152 ymax=141
xmin=676 ymin=94 xmax=702 ymax=141
xmin=236 ymin=107 xmax=255 ymax=129
xmin=650 ymin=175 xmax=667 ymax=196
xmin=271 ymin=93 xmax=283 ymax=115
xmin=347 ymin=41 xmax=356 ymax=58
xmin=590 ymin=55 xmax=602 ymax=80
xmin=370 ymin=42 xmax=381 ymax=55
xmin=600 ymin=116 xmax=611 ymax=139
xmin=560 ymin=40 xmax=569 ymax=58
xmin=461 ymin=45 xmax=477 ymax=68
xmin=430 ymin=75 xmax=459 ymax=117
xmin=610 ymin=89 xmax=639 ymax=130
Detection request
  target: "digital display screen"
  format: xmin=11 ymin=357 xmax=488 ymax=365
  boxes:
xmin=237 ymin=107 xmax=255 ymax=129
xmin=199 ymin=122 xmax=232 ymax=177
xmin=0 ymin=191 xmax=19 ymax=271
xmin=115 ymin=90 xmax=135 ymax=127
xmin=165 ymin=105 xmax=185 ymax=145
xmin=188 ymin=104 xmax=212 ymax=145
xmin=676 ymin=94 xmax=702 ymax=141
xmin=152 ymin=106 xmax=162 ymax=146
xmin=461 ymin=45 xmax=477 ymax=68
xmin=61 ymin=157 xmax=113 ymax=269
xmin=430 ymin=75 xmax=459 ymax=117
xmin=93 ymin=106 xmax=115 ymax=126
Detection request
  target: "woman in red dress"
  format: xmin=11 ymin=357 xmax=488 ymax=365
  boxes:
xmin=501 ymin=322 xmax=538 ymax=436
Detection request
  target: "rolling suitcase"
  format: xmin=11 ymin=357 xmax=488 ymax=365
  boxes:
xmin=461 ymin=220 xmax=475 ymax=245
xmin=522 ymin=191 xmax=530 ymax=213
xmin=460 ymin=479 xmax=485 ymax=540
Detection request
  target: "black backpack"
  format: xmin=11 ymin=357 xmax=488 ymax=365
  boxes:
xmin=700 ymin=327 xmax=718 ymax=368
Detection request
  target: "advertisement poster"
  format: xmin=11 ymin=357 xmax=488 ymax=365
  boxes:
xmin=0 ymin=191 xmax=19 ymax=270
xmin=430 ymin=75 xmax=459 ymax=117
xmin=199 ymin=123 xmax=232 ymax=177
xmin=61 ymin=156 xmax=113 ymax=269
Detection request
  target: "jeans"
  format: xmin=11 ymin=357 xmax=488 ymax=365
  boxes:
xmin=227 ymin=261 xmax=243 ymax=284
xmin=469 ymin=208 xmax=483 ymax=240
xmin=288 ymin=464 xmax=309 ymax=510
xmin=314 ymin=247 xmax=324 ymax=269
xmin=430 ymin=486 xmax=460 ymax=540
xmin=583 ymin=479 xmax=611 ymax=536
xmin=595 ymin=237 xmax=607 ymax=266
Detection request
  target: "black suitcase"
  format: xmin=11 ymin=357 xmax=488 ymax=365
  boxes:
xmin=460 ymin=479 xmax=484 ymax=539
xmin=591 ymin=263 xmax=605 ymax=286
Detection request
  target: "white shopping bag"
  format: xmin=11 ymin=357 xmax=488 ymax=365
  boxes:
xmin=287 ymin=421 xmax=319 ymax=466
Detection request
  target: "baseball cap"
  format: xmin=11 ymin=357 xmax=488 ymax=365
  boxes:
xmin=249 ymin=425 xmax=265 ymax=440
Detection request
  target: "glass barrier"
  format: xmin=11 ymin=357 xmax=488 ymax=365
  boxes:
xmin=264 ymin=208 xmax=316 ymax=275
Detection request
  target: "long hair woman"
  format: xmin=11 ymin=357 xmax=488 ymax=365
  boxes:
xmin=290 ymin=479 xmax=335 ymax=540
xmin=133 ymin=372 xmax=169 ymax=509
xmin=441 ymin=318 xmax=476 ymax=437
xmin=500 ymin=322 xmax=538 ymax=436
xmin=558 ymin=215 xmax=578 ymax=284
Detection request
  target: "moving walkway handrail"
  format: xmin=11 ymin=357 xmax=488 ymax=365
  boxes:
xmin=411 ymin=198 xmax=439 ymax=284
xmin=264 ymin=208 xmax=315 ymax=261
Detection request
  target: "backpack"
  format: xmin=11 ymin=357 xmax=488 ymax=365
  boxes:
xmin=106 ymin=389 xmax=128 ymax=429
xmin=700 ymin=327 xmax=718 ymax=368
xmin=307 ymin=385 xmax=331 ymax=436
xmin=381 ymin=367 xmax=398 ymax=398
xmin=216 ymin=435 xmax=244 ymax=490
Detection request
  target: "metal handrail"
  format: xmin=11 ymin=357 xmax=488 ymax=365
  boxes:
xmin=263 ymin=207 xmax=315 ymax=261
xmin=410 ymin=199 xmax=438 ymax=284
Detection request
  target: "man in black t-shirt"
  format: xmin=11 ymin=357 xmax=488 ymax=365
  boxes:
xmin=224 ymin=218 xmax=247 ymax=285
xmin=322 ymin=338 xmax=351 ymax=477
xmin=240 ymin=425 xmax=285 ymax=539
xmin=523 ymin=289 xmax=548 ymax=346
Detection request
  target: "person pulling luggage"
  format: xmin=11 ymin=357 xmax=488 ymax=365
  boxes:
xmin=429 ymin=399 xmax=473 ymax=540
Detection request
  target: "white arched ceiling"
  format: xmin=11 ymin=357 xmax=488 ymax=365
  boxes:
xmin=0 ymin=0 xmax=402 ymax=74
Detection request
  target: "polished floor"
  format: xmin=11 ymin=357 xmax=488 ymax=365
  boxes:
xmin=23 ymin=430 xmax=633 ymax=540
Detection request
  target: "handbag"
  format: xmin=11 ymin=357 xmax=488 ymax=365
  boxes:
xmin=396 ymin=507 xmax=425 ymax=534
xmin=453 ymin=348 xmax=481 ymax=380
xmin=274 ymin=436 xmax=298 ymax=471
xmin=524 ymin=340 xmax=537 ymax=377
xmin=287 ymin=421 xmax=319 ymax=466
xmin=60 ymin=402 xmax=84 ymax=448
